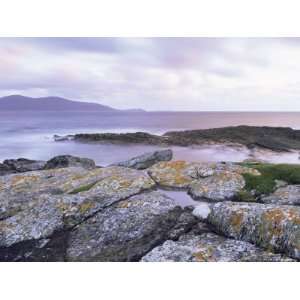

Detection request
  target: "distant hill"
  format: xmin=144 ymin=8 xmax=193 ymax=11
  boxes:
xmin=0 ymin=95 xmax=145 ymax=112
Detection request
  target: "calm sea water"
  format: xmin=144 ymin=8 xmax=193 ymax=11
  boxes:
xmin=1 ymin=111 xmax=300 ymax=165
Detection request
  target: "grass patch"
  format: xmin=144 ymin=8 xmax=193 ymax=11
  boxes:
xmin=68 ymin=181 xmax=98 ymax=194
xmin=235 ymin=190 xmax=257 ymax=202
xmin=239 ymin=163 xmax=300 ymax=195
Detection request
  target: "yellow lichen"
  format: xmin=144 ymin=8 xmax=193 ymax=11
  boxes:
xmin=230 ymin=211 xmax=245 ymax=231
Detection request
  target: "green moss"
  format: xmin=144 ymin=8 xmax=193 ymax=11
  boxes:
xmin=68 ymin=181 xmax=98 ymax=194
xmin=236 ymin=190 xmax=257 ymax=202
xmin=239 ymin=163 xmax=300 ymax=195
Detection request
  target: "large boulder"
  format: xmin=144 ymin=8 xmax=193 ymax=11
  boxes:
xmin=2 ymin=158 xmax=46 ymax=173
xmin=66 ymin=191 xmax=186 ymax=261
xmin=188 ymin=171 xmax=245 ymax=201
xmin=0 ymin=163 xmax=15 ymax=176
xmin=113 ymin=149 xmax=172 ymax=170
xmin=44 ymin=155 xmax=96 ymax=170
xmin=0 ymin=166 xmax=156 ymax=261
xmin=0 ymin=158 xmax=46 ymax=176
xmin=148 ymin=161 xmax=199 ymax=188
xmin=0 ymin=166 xmax=155 ymax=222
xmin=0 ymin=195 xmax=64 ymax=247
xmin=141 ymin=233 xmax=294 ymax=262
xmin=0 ymin=167 xmax=89 ymax=219
xmin=148 ymin=161 xmax=259 ymax=189
xmin=261 ymin=185 xmax=300 ymax=206
xmin=204 ymin=201 xmax=300 ymax=259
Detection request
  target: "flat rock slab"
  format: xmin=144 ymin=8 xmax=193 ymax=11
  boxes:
xmin=188 ymin=171 xmax=245 ymax=201
xmin=113 ymin=149 xmax=172 ymax=170
xmin=0 ymin=166 xmax=155 ymax=220
xmin=141 ymin=233 xmax=294 ymax=262
xmin=148 ymin=161 xmax=259 ymax=190
xmin=66 ymin=191 xmax=184 ymax=261
xmin=261 ymin=185 xmax=300 ymax=206
xmin=0 ymin=196 xmax=64 ymax=247
xmin=206 ymin=201 xmax=300 ymax=259
xmin=0 ymin=166 xmax=156 ymax=248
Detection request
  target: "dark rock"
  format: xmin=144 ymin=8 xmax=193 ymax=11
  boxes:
xmin=113 ymin=149 xmax=173 ymax=170
xmin=44 ymin=155 xmax=96 ymax=170
xmin=166 ymin=207 xmax=199 ymax=240
xmin=3 ymin=158 xmax=46 ymax=172
xmin=71 ymin=126 xmax=300 ymax=152
xmin=0 ymin=230 xmax=70 ymax=262
xmin=164 ymin=126 xmax=300 ymax=151
xmin=0 ymin=163 xmax=15 ymax=176
xmin=74 ymin=132 xmax=164 ymax=145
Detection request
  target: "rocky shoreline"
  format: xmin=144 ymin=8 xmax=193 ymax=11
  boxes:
xmin=0 ymin=149 xmax=299 ymax=262
xmin=55 ymin=125 xmax=300 ymax=152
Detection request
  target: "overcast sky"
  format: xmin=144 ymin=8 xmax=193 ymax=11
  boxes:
xmin=1 ymin=37 xmax=300 ymax=111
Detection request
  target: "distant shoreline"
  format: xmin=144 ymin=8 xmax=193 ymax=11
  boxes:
xmin=54 ymin=125 xmax=300 ymax=153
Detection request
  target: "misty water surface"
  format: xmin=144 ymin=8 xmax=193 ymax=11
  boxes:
xmin=1 ymin=110 xmax=300 ymax=164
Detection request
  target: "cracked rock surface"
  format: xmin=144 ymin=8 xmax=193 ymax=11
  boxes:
xmin=0 ymin=156 xmax=299 ymax=262
xmin=141 ymin=233 xmax=294 ymax=262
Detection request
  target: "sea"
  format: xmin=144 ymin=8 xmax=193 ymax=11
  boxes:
xmin=1 ymin=111 xmax=300 ymax=165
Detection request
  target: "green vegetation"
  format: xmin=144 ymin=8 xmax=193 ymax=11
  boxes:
xmin=239 ymin=163 xmax=300 ymax=195
xmin=68 ymin=181 xmax=98 ymax=194
xmin=235 ymin=190 xmax=256 ymax=202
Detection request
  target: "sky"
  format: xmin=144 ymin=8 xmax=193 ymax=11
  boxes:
xmin=1 ymin=37 xmax=300 ymax=111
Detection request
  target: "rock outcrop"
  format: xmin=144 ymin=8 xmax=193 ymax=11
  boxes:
xmin=66 ymin=191 xmax=189 ymax=261
xmin=44 ymin=155 xmax=96 ymax=170
xmin=3 ymin=158 xmax=46 ymax=173
xmin=188 ymin=171 xmax=245 ymax=201
xmin=261 ymin=185 xmax=300 ymax=205
xmin=0 ymin=158 xmax=46 ymax=176
xmin=0 ymin=163 xmax=14 ymax=176
xmin=67 ymin=126 xmax=300 ymax=152
xmin=0 ymin=155 xmax=299 ymax=262
xmin=204 ymin=202 xmax=300 ymax=259
xmin=141 ymin=233 xmax=294 ymax=262
xmin=113 ymin=149 xmax=172 ymax=170
xmin=148 ymin=161 xmax=259 ymax=202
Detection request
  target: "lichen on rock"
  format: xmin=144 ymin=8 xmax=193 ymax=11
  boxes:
xmin=66 ymin=191 xmax=185 ymax=261
xmin=141 ymin=233 xmax=294 ymax=262
xmin=206 ymin=201 xmax=300 ymax=259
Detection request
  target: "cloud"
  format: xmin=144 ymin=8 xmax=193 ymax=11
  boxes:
xmin=0 ymin=37 xmax=300 ymax=110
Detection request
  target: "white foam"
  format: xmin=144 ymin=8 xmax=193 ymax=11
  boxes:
xmin=192 ymin=203 xmax=211 ymax=220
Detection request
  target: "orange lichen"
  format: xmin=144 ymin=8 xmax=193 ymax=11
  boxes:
xmin=193 ymin=247 xmax=215 ymax=262
xmin=230 ymin=211 xmax=245 ymax=231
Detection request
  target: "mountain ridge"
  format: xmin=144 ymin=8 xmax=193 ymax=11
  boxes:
xmin=0 ymin=95 xmax=145 ymax=112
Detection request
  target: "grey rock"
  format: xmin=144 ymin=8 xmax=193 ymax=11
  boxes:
xmin=206 ymin=201 xmax=300 ymax=259
xmin=0 ymin=196 xmax=63 ymax=247
xmin=148 ymin=161 xmax=259 ymax=189
xmin=261 ymin=185 xmax=300 ymax=206
xmin=3 ymin=158 xmax=46 ymax=172
xmin=274 ymin=179 xmax=288 ymax=189
xmin=0 ymin=163 xmax=15 ymax=176
xmin=166 ymin=207 xmax=198 ymax=240
xmin=66 ymin=191 xmax=183 ymax=261
xmin=44 ymin=155 xmax=96 ymax=170
xmin=113 ymin=149 xmax=172 ymax=170
xmin=141 ymin=233 xmax=294 ymax=262
xmin=0 ymin=166 xmax=156 ymax=247
xmin=189 ymin=171 xmax=245 ymax=201
xmin=0 ymin=167 xmax=89 ymax=219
